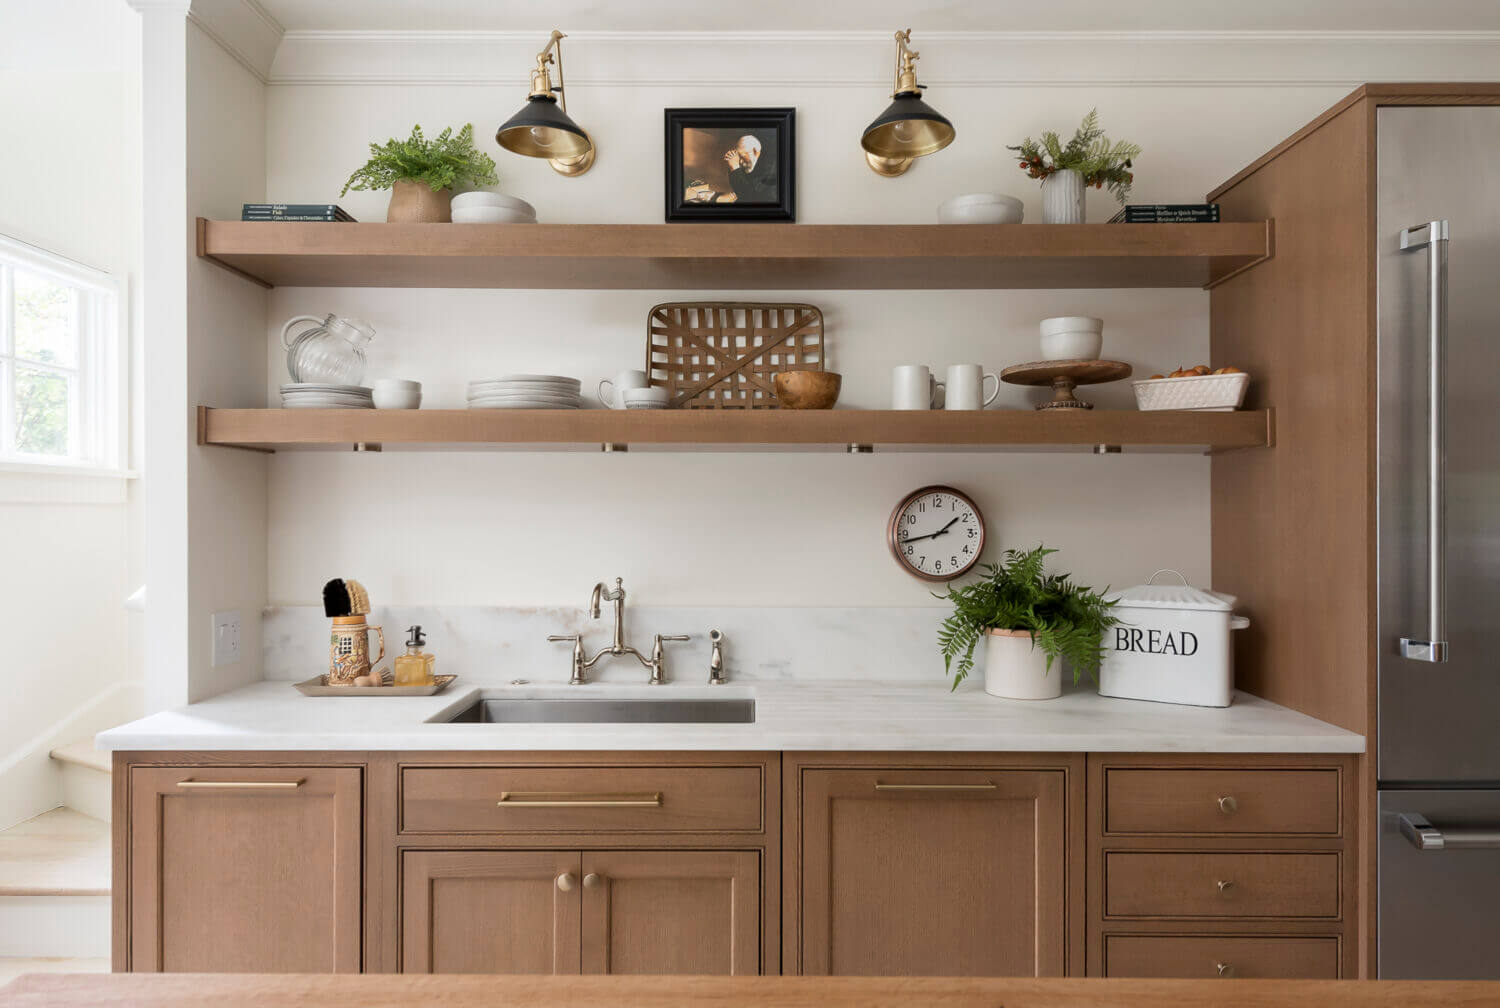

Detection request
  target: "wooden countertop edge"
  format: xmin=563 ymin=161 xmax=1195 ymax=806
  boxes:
xmin=4 ymin=975 xmax=1498 ymax=1007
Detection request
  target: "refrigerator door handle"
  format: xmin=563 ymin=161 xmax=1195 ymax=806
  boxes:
xmin=1398 ymin=812 xmax=1500 ymax=850
xmin=1398 ymin=219 xmax=1450 ymax=663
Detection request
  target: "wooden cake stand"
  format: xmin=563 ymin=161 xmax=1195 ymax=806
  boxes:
xmin=1000 ymin=359 xmax=1133 ymax=410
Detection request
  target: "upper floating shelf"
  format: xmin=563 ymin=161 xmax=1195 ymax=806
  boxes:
xmin=195 ymin=219 xmax=1273 ymax=291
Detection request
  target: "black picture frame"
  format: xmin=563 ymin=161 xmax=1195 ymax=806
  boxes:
xmin=664 ymin=107 xmax=795 ymax=222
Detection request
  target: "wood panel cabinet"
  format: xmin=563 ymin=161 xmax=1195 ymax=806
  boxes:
xmin=122 ymin=764 xmax=363 ymax=973
xmin=785 ymin=754 xmax=1085 ymax=977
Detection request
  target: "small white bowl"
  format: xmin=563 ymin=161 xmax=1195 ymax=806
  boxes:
xmin=1040 ymin=316 xmax=1103 ymax=336
xmin=452 ymin=206 xmax=537 ymax=224
xmin=372 ymin=379 xmax=422 ymax=410
xmin=938 ymin=193 xmax=1024 ymax=225
xmin=452 ymin=191 xmax=536 ymax=215
xmin=1041 ymin=330 xmax=1103 ymax=360
xmin=623 ymin=387 xmax=669 ymax=409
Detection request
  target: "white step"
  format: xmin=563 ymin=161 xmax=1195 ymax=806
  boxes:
xmin=48 ymin=742 xmax=112 ymax=824
xmin=0 ymin=956 xmax=109 ymax=986
xmin=0 ymin=810 xmax=110 ymax=959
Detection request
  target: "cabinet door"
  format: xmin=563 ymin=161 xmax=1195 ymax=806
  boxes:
xmin=799 ymin=768 xmax=1068 ymax=976
xmin=127 ymin=766 xmax=362 ymax=972
xmin=401 ymin=850 xmax=581 ymax=974
xmin=581 ymin=850 xmax=760 ymax=976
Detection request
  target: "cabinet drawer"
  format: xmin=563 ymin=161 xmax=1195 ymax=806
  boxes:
xmin=1105 ymin=852 xmax=1340 ymax=919
xmin=1105 ymin=768 xmax=1341 ymax=835
xmin=400 ymin=765 xmax=763 ymax=834
xmin=1104 ymin=935 xmax=1341 ymax=978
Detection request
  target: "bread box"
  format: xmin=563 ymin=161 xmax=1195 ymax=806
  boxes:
xmin=1097 ymin=570 xmax=1250 ymax=708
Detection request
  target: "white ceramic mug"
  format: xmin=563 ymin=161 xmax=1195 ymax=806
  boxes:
xmin=598 ymin=369 xmax=649 ymax=409
xmin=944 ymin=365 xmax=1000 ymax=411
xmin=892 ymin=365 xmax=943 ymax=410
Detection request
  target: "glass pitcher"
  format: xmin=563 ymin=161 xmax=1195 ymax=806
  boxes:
xmin=281 ymin=314 xmax=375 ymax=385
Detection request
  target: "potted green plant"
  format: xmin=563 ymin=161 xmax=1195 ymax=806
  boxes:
xmin=1008 ymin=109 xmax=1141 ymax=224
xmin=341 ymin=123 xmax=498 ymax=223
xmin=936 ymin=545 xmax=1119 ymax=700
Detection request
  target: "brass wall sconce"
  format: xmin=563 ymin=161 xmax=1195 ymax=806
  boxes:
xmin=496 ymin=30 xmax=596 ymax=176
xmin=860 ymin=29 xmax=955 ymax=177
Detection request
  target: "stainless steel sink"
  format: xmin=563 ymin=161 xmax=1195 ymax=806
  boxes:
xmin=440 ymin=697 xmax=756 ymax=725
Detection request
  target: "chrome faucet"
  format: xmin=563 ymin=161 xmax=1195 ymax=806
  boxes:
xmin=549 ymin=578 xmax=689 ymax=684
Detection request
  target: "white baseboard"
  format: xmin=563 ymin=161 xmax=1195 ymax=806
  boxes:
xmin=0 ymin=894 xmax=111 ymax=958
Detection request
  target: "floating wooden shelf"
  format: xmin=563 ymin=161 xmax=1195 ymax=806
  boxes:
xmin=196 ymin=219 xmax=1273 ymax=290
xmin=197 ymin=407 xmax=1273 ymax=453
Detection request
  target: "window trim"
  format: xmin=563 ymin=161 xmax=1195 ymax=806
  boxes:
xmin=0 ymin=232 xmax=127 ymax=476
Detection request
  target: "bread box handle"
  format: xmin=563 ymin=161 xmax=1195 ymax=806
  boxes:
xmin=1147 ymin=569 xmax=1189 ymax=586
xmin=1231 ymin=615 xmax=1250 ymax=631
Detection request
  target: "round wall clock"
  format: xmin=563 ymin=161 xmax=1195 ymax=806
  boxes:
xmin=887 ymin=485 xmax=986 ymax=582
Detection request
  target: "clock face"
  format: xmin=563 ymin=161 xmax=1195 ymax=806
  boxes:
xmin=888 ymin=485 xmax=986 ymax=582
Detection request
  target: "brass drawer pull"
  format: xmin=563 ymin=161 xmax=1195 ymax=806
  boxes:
xmin=1217 ymin=795 xmax=1239 ymax=814
xmin=874 ymin=782 xmax=997 ymax=792
xmin=1216 ymin=879 xmax=1235 ymax=892
xmin=497 ymin=791 xmax=663 ymax=807
xmin=1215 ymin=961 xmax=1235 ymax=977
xmin=176 ymin=779 xmax=303 ymax=789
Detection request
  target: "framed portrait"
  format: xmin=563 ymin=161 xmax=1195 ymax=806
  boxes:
xmin=664 ymin=108 xmax=795 ymax=222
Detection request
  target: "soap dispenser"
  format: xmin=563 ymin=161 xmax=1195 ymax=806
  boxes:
xmin=393 ymin=625 xmax=435 ymax=686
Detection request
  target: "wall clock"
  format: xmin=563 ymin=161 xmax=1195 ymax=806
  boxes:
xmin=887 ymin=485 xmax=986 ymax=582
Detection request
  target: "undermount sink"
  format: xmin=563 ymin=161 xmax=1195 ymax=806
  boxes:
xmin=439 ymin=696 xmax=756 ymax=725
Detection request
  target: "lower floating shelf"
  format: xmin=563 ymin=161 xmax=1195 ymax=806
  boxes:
xmin=198 ymin=407 xmax=1273 ymax=453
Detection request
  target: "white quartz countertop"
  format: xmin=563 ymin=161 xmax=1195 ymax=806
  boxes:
xmin=97 ymin=679 xmax=1364 ymax=753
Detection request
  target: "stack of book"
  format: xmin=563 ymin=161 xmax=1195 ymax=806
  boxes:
xmin=242 ymin=203 xmax=356 ymax=222
xmin=1109 ymin=203 xmax=1220 ymax=223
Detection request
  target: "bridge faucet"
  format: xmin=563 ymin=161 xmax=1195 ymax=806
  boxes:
xmin=548 ymin=578 xmax=690 ymax=684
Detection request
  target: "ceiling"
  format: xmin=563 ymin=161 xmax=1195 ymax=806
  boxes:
xmin=254 ymin=0 xmax=1500 ymax=33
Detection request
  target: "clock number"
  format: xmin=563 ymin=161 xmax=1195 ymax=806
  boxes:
xmin=933 ymin=495 xmax=943 ymax=508
xmin=907 ymin=514 xmax=917 ymax=525
xmin=905 ymin=545 xmax=914 ymax=555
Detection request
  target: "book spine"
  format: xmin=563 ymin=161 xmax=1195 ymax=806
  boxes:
xmin=241 ymin=214 xmax=353 ymax=222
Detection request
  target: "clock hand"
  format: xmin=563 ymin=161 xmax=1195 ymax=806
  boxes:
xmin=904 ymin=517 xmax=961 ymax=544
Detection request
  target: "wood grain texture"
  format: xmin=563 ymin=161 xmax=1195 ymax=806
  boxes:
xmin=196 ymin=220 xmax=1273 ymax=290
xmin=1105 ymin=851 xmax=1341 ymax=920
xmin=581 ymin=850 xmax=760 ymax=976
xmin=198 ymin=406 xmax=1274 ymax=452
xmin=1103 ymin=768 xmax=1341 ymax=836
xmin=6 ymin=973 xmax=1498 ymax=1008
xmin=126 ymin=766 xmax=363 ymax=973
xmin=1103 ymin=935 xmax=1341 ymax=979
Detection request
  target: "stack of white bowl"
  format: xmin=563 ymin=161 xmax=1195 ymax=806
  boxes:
xmin=280 ymin=383 xmax=374 ymax=408
xmin=468 ymin=375 xmax=581 ymax=409
xmin=937 ymin=193 xmax=1024 ymax=224
xmin=452 ymin=192 xmax=537 ymax=224
xmin=1039 ymin=316 xmax=1104 ymax=361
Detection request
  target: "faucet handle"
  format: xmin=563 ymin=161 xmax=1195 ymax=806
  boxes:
xmin=547 ymin=634 xmax=580 ymax=643
xmin=548 ymin=635 xmax=587 ymax=686
xmin=648 ymin=634 xmax=692 ymax=686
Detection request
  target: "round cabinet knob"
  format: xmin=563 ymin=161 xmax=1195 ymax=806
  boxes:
xmin=1217 ymin=795 xmax=1239 ymax=814
xmin=1215 ymin=961 xmax=1235 ymax=977
xmin=1216 ymin=879 xmax=1235 ymax=892
xmin=556 ymin=873 xmax=577 ymax=892
xmin=583 ymin=873 xmax=603 ymax=889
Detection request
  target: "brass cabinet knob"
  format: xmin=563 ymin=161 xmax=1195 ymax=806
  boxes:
xmin=583 ymin=873 xmax=603 ymax=889
xmin=556 ymin=873 xmax=577 ymax=892
xmin=1216 ymin=879 xmax=1235 ymax=892
xmin=1215 ymin=961 xmax=1235 ymax=977
xmin=1217 ymin=795 xmax=1239 ymax=814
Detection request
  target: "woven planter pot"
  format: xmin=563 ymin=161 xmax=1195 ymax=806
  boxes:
xmin=387 ymin=180 xmax=453 ymax=223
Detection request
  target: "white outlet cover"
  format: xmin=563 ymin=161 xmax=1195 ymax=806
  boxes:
xmin=212 ymin=610 xmax=242 ymax=667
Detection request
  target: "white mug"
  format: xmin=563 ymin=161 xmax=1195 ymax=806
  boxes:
xmin=892 ymin=365 xmax=943 ymax=410
xmin=944 ymin=364 xmax=1000 ymax=411
xmin=598 ymin=369 xmax=649 ymax=409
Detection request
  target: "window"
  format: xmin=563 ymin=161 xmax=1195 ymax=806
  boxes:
xmin=0 ymin=234 xmax=122 ymax=471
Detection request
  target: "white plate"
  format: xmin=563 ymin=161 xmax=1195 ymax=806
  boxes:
xmin=471 ymin=375 xmax=580 ymax=386
xmin=284 ymin=401 xmax=374 ymax=409
xmin=468 ymin=398 xmax=581 ymax=408
xmin=468 ymin=384 xmax=580 ymax=395
xmin=281 ymin=384 xmax=373 ymax=394
xmin=468 ymin=402 xmax=579 ymax=410
xmin=282 ymin=393 xmax=373 ymax=402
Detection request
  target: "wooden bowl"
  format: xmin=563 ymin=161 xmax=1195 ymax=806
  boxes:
xmin=773 ymin=371 xmax=842 ymax=409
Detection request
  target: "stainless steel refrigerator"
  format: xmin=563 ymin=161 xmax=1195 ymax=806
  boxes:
xmin=1377 ymin=106 xmax=1500 ymax=979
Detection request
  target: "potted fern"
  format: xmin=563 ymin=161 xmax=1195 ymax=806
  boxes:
xmin=936 ymin=545 xmax=1119 ymax=700
xmin=341 ymin=123 xmax=498 ymax=223
xmin=1008 ymin=109 xmax=1141 ymax=224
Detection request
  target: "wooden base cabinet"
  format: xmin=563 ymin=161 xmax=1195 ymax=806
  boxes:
xmin=785 ymin=754 xmax=1085 ymax=977
xmin=400 ymin=849 xmax=760 ymax=976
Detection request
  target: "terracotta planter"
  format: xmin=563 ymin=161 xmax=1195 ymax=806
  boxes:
xmin=387 ymin=180 xmax=453 ymax=223
xmin=983 ymin=628 xmax=1060 ymax=700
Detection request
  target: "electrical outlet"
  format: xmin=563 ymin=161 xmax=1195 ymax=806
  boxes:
xmin=212 ymin=610 xmax=242 ymax=667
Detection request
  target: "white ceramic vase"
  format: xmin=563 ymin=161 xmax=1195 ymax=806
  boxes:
xmin=983 ymin=629 xmax=1061 ymax=700
xmin=1041 ymin=169 xmax=1086 ymax=224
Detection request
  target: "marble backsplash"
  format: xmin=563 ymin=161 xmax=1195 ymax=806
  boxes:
xmin=262 ymin=605 xmax=955 ymax=686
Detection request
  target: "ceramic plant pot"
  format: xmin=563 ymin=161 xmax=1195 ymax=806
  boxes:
xmin=1041 ymin=168 xmax=1086 ymax=224
xmin=387 ymin=180 xmax=453 ymax=223
xmin=983 ymin=628 xmax=1060 ymax=700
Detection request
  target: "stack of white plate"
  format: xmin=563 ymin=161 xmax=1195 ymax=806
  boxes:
xmin=280 ymin=383 xmax=374 ymax=409
xmin=467 ymin=375 xmax=581 ymax=409
xmin=452 ymin=192 xmax=537 ymax=224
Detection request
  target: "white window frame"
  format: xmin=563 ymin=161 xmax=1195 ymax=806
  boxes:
xmin=0 ymin=232 xmax=126 ymax=477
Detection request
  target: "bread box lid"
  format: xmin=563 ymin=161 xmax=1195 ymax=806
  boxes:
xmin=1109 ymin=570 xmax=1234 ymax=611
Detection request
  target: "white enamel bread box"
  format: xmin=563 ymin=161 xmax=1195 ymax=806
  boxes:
xmin=1097 ymin=570 xmax=1250 ymax=708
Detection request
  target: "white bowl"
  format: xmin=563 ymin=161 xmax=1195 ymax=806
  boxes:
xmin=372 ymin=381 xmax=422 ymax=410
xmin=452 ymin=191 xmax=536 ymax=214
xmin=452 ymin=206 xmax=536 ymax=224
xmin=938 ymin=193 xmax=1024 ymax=225
xmin=623 ymin=387 xmax=670 ymax=408
xmin=1040 ymin=316 xmax=1103 ymax=336
xmin=1041 ymin=330 xmax=1103 ymax=360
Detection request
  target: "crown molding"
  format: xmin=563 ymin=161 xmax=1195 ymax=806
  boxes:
xmin=187 ymin=0 xmax=284 ymax=84
xmin=267 ymin=29 xmax=1500 ymax=88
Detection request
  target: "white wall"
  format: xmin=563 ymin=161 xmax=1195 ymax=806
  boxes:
xmin=0 ymin=0 xmax=143 ymax=826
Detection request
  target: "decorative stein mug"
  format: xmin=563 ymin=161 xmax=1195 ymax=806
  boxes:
xmin=328 ymin=615 xmax=385 ymax=685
